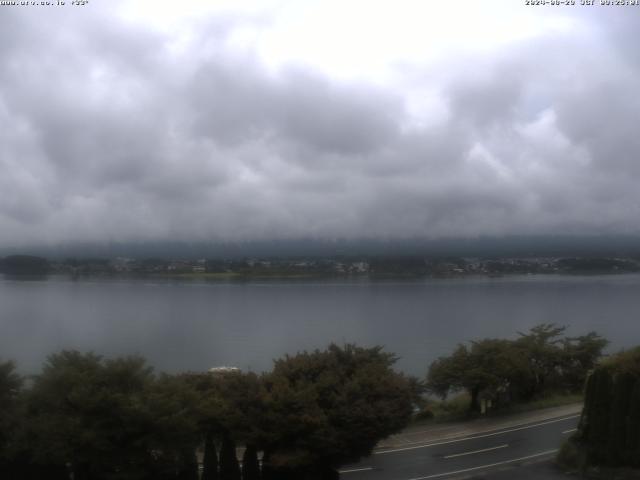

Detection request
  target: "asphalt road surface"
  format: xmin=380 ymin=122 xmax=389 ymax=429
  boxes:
xmin=339 ymin=413 xmax=580 ymax=480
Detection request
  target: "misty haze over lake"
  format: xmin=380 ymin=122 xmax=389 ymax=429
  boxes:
xmin=2 ymin=274 xmax=638 ymax=376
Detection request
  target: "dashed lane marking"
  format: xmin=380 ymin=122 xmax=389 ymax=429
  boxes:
xmin=443 ymin=443 xmax=509 ymax=459
xmin=406 ymin=449 xmax=559 ymax=479
xmin=339 ymin=467 xmax=373 ymax=474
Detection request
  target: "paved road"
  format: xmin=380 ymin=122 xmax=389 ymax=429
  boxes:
xmin=339 ymin=413 xmax=579 ymax=480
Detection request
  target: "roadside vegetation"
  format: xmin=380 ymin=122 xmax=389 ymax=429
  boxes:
xmin=414 ymin=392 xmax=584 ymax=425
xmin=0 ymin=344 xmax=415 ymax=480
xmin=0 ymin=325 xmax=613 ymax=479
xmin=558 ymin=347 xmax=640 ymax=477
xmin=422 ymin=324 xmax=607 ymax=417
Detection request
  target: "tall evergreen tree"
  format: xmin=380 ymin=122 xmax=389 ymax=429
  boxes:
xmin=202 ymin=432 xmax=219 ymax=480
xmin=241 ymin=445 xmax=260 ymax=480
xmin=574 ymin=347 xmax=640 ymax=468
xmin=260 ymin=451 xmax=275 ymax=480
xmin=219 ymin=435 xmax=241 ymax=480
xmin=626 ymin=379 xmax=640 ymax=467
xmin=588 ymin=368 xmax=613 ymax=462
xmin=177 ymin=449 xmax=199 ymax=480
xmin=607 ymin=372 xmax=635 ymax=463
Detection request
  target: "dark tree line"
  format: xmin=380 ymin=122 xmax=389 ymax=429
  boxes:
xmin=0 ymin=255 xmax=50 ymax=275
xmin=425 ymin=324 xmax=608 ymax=413
xmin=0 ymin=344 xmax=414 ymax=480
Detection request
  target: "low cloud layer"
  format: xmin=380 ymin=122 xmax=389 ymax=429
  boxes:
xmin=1 ymin=3 xmax=639 ymax=247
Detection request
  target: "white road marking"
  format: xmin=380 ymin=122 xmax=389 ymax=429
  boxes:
xmin=338 ymin=467 xmax=373 ymax=474
xmin=562 ymin=428 xmax=578 ymax=434
xmin=375 ymin=415 xmax=579 ymax=455
xmin=407 ymin=449 xmax=559 ymax=479
xmin=443 ymin=443 xmax=509 ymax=459
xmin=397 ymin=425 xmax=471 ymax=437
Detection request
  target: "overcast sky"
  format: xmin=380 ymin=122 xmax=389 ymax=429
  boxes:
xmin=1 ymin=0 xmax=639 ymax=247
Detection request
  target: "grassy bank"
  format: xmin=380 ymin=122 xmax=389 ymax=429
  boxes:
xmin=413 ymin=392 xmax=584 ymax=425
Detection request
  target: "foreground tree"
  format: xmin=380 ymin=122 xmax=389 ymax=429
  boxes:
xmin=0 ymin=361 xmax=23 ymax=477
xmin=183 ymin=369 xmax=264 ymax=479
xmin=2 ymin=344 xmax=415 ymax=479
xmin=427 ymin=339 xmax=530 ymax=412
xmin=427 ymin=324 xmax=608 ymax=412
xmin=515 ymin=323 xmax=570 ymax=398
xmin=0 ymin=360 xmax=21 ymax=442
xmin=25 ymin=352 xmax=107 ymax=477
xmin=241 ymin=444 xmax=260 ymax=480
xmin=564 ymin=347 xmax=640 ymax=469
xmin=23 ymin=351 xmax=203 ymax=479
xmin=143 ymin=373 xmax=202 ymax=479
xmin=219 ymin=435 xmax=241 ymax=480
xmin=561 ymin=332 xmax=609 ymax=392
xmin=260 ymin=344 xmax=414 ymax=478
xmin=201 ymin=432 xmax=219 ymax=480
xmin=515 ymin=324 xmax=607 ymax=398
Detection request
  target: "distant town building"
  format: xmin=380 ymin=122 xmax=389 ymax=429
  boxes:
xmin=208 ymin=366 xmax=241 ymax=374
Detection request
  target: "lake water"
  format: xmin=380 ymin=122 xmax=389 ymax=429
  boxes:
xmin=1 ymin=274 xmax=639 ymax=376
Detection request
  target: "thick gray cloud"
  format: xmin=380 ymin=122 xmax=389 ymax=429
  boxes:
xmin=0 ymin=4 xmax=639 ymax=247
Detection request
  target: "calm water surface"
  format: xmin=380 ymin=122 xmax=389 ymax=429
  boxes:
xmin=1 ymin=274 xmax=639 ymax=376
